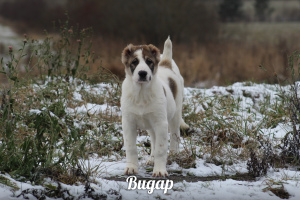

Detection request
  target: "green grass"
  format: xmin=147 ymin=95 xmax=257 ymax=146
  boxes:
xmin=0 ymin=21 xmax=122 ymax=185
xmin=180 ymin=81 xmax=295 ymax=172
xmin=0 ymin=175 xmax=19 ymax=190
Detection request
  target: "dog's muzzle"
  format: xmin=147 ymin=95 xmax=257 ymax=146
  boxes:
xmin=138 ymin=70 xmax=149 ymax=82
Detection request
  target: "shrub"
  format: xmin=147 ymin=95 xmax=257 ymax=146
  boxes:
xmin=254 ymin=0 xmax=273 ymax=21
xmin=218 ymin=0 xmax=244 ymax=22
xmin=0 ymin=21 xmax=102 ymax=184
xmin=280 ymin=50 xmax=300 ymax=165
xmin=0 ymin=0 xmax=64 ymax=32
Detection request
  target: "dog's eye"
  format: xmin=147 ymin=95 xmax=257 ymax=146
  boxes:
xmin=131 ymin=58 xmax=139 ymax=66
xmin=146 ymin=58 xmax=153 ymax=66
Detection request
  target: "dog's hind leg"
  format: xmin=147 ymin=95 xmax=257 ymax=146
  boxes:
xmin=146 ymin=130 xmax=155 ymax=166
xmin=180 ymin=118 xmax=189 ymax=130
xmin=169 ymin=111 xmax=181 ymax=153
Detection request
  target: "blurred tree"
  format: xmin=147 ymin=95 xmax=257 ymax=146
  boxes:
xmin=0 ymin=0 xmax=220 ymax=44
xmin=0 ymin=0 xmax=46 ymax=24
xmin=67 ymin=0 xmax=104 ymax=29
xmin=0 ymin=0 xmax=65 ymax=32
xmin=65 ymin=0 xmax=220 ymax=44
xmin=254 ymin=0 xmax=272 ymax=21
xmin=105 ymin=0 xmax=219 ymax=44
xmin=218 ymin=0 xmax=243 ymax=22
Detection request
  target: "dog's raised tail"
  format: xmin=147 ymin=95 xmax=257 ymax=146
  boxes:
xmin=161 ymin=36 xmax=172 ymax=62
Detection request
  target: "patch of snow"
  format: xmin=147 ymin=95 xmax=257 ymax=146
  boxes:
xmin=2 ymin=79 xmax=300 ymax=199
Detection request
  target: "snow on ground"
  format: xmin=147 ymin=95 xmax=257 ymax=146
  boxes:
xmin=0 ymin=23 xmax=27 ymax=74
xmin=0 ymin=23 xmax=18 ymax=46
xmin=0 ymin=169 xmax=299 ymax=200
xmin=0 ymin=23 xmax=21 ymax=57
xmin=0 ymin=81 xmax=299 ymax=199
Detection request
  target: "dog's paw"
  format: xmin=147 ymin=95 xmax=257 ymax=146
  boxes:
xmin=146 ymin=156 xmax=154 ymax=166
xmin=124 ymin=165 xmax=139 ymax=175
xmin=152 ymin=168 xmax=168 ymax=177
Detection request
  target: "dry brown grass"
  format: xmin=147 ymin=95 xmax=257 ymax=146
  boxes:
xmin=90 ymin=22 xmax=300 ymax=87
xmin=0 ymin=37 xmax=295 ymax=88
xmin=175 ymin=41 xmax=290 ymax=86
xmin=2 ymin=21 xmax=300 ymax=88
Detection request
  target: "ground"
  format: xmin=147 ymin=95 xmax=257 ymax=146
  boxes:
xmin=0 ymin=20 xmax=300 ymax=200
xmin=1 ymin=79 xmax=299 ymax=200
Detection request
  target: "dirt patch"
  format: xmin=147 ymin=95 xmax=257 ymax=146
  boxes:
xmin=269 ymin=187 xmax=290 ymax=199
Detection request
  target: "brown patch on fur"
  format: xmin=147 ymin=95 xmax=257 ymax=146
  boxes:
xmin=121 ymin=44 xmax=139 ymax=65
xmin=163 ymin=86 xmax=166 ymax=97
xmin=143 ymin=44 xmax=160 ymax=62
xmin=159 ymin=59 xmax=172 ymax=69
xmin=168 ymin=77 xmax=177 ymax=99
xmin=121 ymin=44 xmax=160 ymax=74
xmin=141 ymin=45 xmax=160 ymax=73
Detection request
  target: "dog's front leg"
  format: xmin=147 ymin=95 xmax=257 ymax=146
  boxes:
xmin=122 ymin=118 xmax=139 ymax=175
xmin=152 ymin=121 xmax=168 ymax=177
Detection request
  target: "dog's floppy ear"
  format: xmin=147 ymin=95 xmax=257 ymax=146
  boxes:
xmin=148 ymin=44 xmax=160 ymax=63
xmin=121 ymin=44 xmax=134 ymax=65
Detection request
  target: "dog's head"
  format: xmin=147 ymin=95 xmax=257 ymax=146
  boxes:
xmin=121 ymin=44 xmax=160 ymax=84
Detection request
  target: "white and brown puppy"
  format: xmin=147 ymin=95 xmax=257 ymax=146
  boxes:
xmin=121 ymin=37 xmax=188 ymax=177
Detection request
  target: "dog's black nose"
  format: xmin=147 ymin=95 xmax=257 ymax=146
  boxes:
xmin=138 ymin=70 xmax=147 ymax=79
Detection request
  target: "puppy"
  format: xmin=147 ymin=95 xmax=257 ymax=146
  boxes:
xmin=121 ymin=37 xmax=188 ymax=177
